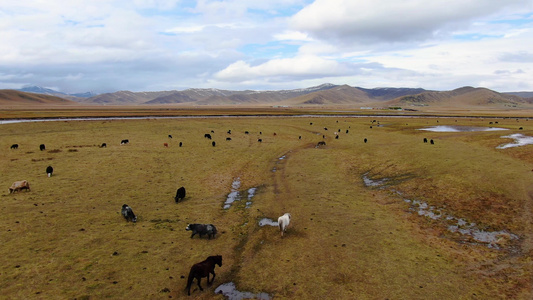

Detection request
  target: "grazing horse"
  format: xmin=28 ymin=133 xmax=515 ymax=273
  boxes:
xmin=278 ymin=213 xmax=291 ymax=237
xmin=186 ymin=255 xmax=222 ymax=296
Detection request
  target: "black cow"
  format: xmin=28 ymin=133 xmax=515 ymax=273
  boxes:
xmin=121 ymin=204 xmax=137 ymax=222
xmin=317 ymin=141 xmax=326 ymax=147
xmin=168 ymin=135 xmax=173 ymax=138
xmin=226 ymin=137 xmax=232 ymax=141
xmin=364 ymin=138 xmax=367 ymax=143
xmin=175 ymin=186 xmax=186 ymax=203
xmin=258 ymin=138 xmax=262 ymax=142
xmin=244 ymin=131 xmax=249 ymax=134
xmin=423 ymin=138 xmax=428 ymax=143
xmin=121 ymin=139 xmax=129 ymax=145
xmin=10 ymin=144 xmax=18 ymax=149
xmin=46 ymin=166 xmax=54 ymax=177
xmin=186 ymin=224 xmax=217 ymax=239
xmin=335 ymin=135 xmax=339 ymax=139
xmin=430 ymin=139 xmax=434 ymax=145
xmin=40 ymin=144 xmax=46 ymax=151
xmin=212 ymin=141 xmax=216 ymax=147
xmin=227 ymin=130 xmax=231 ymax=134
xmin=100 ymin=143 xmax=107 ymax=148
xmin=179 ymin=142 xmax=183 ymax=147
xmin=204 ymin=134 xmax=212 ymax=139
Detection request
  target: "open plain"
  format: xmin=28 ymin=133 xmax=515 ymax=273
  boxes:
xmin=1 ymin=107 xmax=533 ymax=299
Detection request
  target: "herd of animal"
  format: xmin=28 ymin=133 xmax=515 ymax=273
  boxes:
xmin=6 ymin=121 xmax=376 ymax=296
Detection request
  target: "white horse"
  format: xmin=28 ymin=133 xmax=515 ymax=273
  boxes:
xmin=278 ymin=213 xmax=291 ymax=237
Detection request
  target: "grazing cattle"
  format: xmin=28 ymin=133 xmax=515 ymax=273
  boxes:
xmin=317 ymin=141 xmax=326 ymax=146
xmin=121 ymin=204 xmax=137 ymax=222
xmin=346 ymin=130 xmax=349 ymax=134
xmin=212 ymin=141 xmax=216 ymax=147
xmin=324 ymin=127 xmax=328 ymax=130
xmin=258 ymin=138 xmax=262 ymax=142
xmin=186 ymin=255 xmax=222 ymax=296
xmin=227 ymin=130 xmax=231 ymax=134
xmin=335 ymin=135 xmax=339 ymax=140
xmin=179 ymin=142 xmax=183 ymax=147
xmin=204 ymin=134 xmax=212 ymax=139
xmin=364 ymin=138 xmax=367 ymax=143
xmin=10 ymin=144 xmax=18 ymax=149
xmin=121 ymin=139 xmax=129 ymax=145
xmin=299 ymin=136 xmax=302 ymax=140
xmin=310 ymin=122 xmax=313 ymax=125
xmin=168 ymin=135 xmax=173 ymax=138
xmin=519 ymin=127 xmax=523 ymax=130
xmin=186 ymin=224 xmax=218 ymax=239
xmin=164 ymin=143 xmax=169 ymax=147
xmin=9 ymin=180 xmax=30 ymax=194
xmin=273 ymin=133 xmax=277 ymax=136
xmin=211 ymin=130 xmax=214 ymax=133
xmin=278 ymin=213 xmax=291 ymax=237
xmin=46 ymin=166 xmax=54 ymax=177
xmin=259 ymin=132 xmax=262 ymax=135
xmin=423 ymin=138 xmax=428 ymax=143
xmin=370 ymin=126 xmax=373 ymax=129
xmin=226 ymin=137 xmax=232 ymax=141
xmin=39 ymin=144 xmax=46 ymax=151
xmin=100 ymin=143 xmax=107 ymax=148
xmin=175 ymin=186 xmax=186 ymax=203
xmin=430 ymin=139 xmax=434 ymax=145
xmin=244 ymin=131 xmax=249 ymax=134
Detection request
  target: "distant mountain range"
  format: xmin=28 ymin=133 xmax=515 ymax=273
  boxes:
xmin=1 ymin=84 xmax=532 ymax=108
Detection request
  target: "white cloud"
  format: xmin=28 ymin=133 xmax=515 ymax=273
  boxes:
xmin=215 ymin=55 xmax=349 ymax=82
xmin=290 ymin=0 xmax=531 ymax=44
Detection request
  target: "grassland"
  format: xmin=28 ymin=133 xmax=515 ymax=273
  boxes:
xmin=1 ymin=113 xmax=532 ymax=299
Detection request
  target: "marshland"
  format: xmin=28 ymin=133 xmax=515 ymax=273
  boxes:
xmin=1 ymin=112 xmax=532 ymax=299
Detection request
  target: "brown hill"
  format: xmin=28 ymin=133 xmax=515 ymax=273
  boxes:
xmin=389 ymin=86 xmax=532 ymax=108
xmin=0 ymin=89 xmax=78 ymax=106
xmin=81 ymin=90 xmax=178 ymax=105
xmin=277 ymin=85 xmax=372 ymax=105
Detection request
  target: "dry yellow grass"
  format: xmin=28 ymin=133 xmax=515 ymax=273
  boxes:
xmin=0 ymin=114 xmax=532 ymax=299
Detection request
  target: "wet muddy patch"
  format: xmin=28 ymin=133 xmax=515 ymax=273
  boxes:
xmin=362 ymin=174 xmax=519 ymax=249
xmin=403 ymin=198 xmax=519 ymax=249
xmin=215 ymin=282 xmax=271 ymax=300
xmin=224 ymin=178 xmax=259 ymax=209
xmin=272 ymin=153 xmax=288 ymax=172
xmin=419 ymin=125 xmax=508 ymax=132
xmin=496 ymin=133 xmax=533 ymax=149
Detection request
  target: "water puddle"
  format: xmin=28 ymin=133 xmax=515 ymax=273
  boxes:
xmin=224 ymin=178 xmax=258 ymax=209
xmin=363 ymin=174 xmax=519 ymax=249
xmin=272 ymin=154 xmax=288 ymax=172
xmin=215 ymin=282 xmax=271 ymax=300
xmin=496 ymin=133 xmax=533 ymax=149
xmin=258 ymin=218 xmax=278 ymax=227
xmin=419 ymin=125 xmax=508 ymax=132
xmin=246 ymin=188 xmax=256 ymax=208
xmin=362 ymin=173 xmax=389 ymax=189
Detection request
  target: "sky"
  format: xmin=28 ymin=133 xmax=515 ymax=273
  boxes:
xmin=1 ymin=0 xmax=532 ymax=94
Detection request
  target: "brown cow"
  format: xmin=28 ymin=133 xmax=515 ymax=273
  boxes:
xmin=9 ymin=180 xmax=30 ymax=194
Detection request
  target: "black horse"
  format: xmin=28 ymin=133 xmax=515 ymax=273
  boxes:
xmin=186 ymin=255 xmax=222 ymax=296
